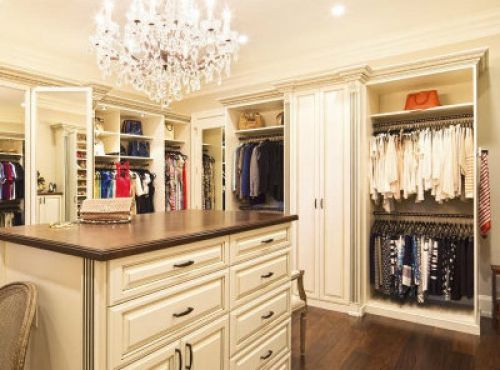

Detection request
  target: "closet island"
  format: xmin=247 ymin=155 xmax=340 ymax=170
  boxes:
xmin=0 ymin=210 xmax=297 ymax=370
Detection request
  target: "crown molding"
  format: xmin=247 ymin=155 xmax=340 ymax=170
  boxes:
xmin=0 ymin=63 xmax=79 ymax=87
xmin=369 ymin=47 xmax=489 ymax=84
xmin=219 ymin=89 xmax=283 ymax=107
xmin=274 ymin=65 xmax=373 ymax=92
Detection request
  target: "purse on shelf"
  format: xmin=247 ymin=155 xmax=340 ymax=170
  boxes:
xmin=94 ymin=139 xmax=105 ymax=156
xmin=238 ymin=112 xmax=264 ymax=130
xmin=127 ymin=141 xmax=150 ymax=157
xmin=276 ymin=111 xmax=284 ymax=126
xmin=404 ymin=90 xmax=441 ymax=110
xmin=165 ymin=124 xmax=175 ymax=140
xmin=95 ymin=117 xmax=104 ymax=132
xmin=121 ymin=120 xmax=143 ymax=135
xmin=79 ymin=198 xmax=133 ymax=224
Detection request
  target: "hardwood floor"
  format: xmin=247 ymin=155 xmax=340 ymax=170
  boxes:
xmin=291 ymin=307 xmax=500 ymax=370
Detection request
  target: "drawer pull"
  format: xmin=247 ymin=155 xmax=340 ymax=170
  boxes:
xmin=173 ymin=260 xmax=195 ymax=268
xmin=261 ymin=238 xmax=274 ymax=244
xmin=175 ymin=348 xmax=182 ymax=370
xmin=260 ymin=350 xmax=273 ymax=360
xmin=186 ymin=343 xmax=193 ymax=370
xmin=261 ymin=272 xmax=274 ymax=279
xmin=261 ymin=311 xmax=275 ymax=320
xmin=173 ymin=307 xmax=194 ymax=318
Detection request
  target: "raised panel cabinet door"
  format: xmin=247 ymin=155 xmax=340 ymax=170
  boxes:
xmin=121 ymin=340 xmax=179 ymax=370
xmin=181 ymin=316 xmax=229 ymax=370
xmin=37 ymin=195 xmax=62 ymax=224
xmin=320 ymin=88 xmax=350 ymax=303
xmin=294 ymin=91 xmax=320 ymax=299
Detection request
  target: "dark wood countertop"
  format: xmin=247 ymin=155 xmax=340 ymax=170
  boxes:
xmin=0 ymin=210 xmax=298 ymax=261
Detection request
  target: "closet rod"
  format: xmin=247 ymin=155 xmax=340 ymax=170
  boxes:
xmin=373 ymin=210 xmax=473 ymax=219
xmin=373 ymin=114 xmax=473 ymax=133
xmin=238 ymin=134 xmax=284 ymax=142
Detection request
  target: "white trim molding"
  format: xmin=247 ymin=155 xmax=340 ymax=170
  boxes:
xmin=479 ymin=295 xmax=493 ymax=318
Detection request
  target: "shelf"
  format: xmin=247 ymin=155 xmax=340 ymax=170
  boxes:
xmin=95 ymin=131 xmax=119 ymax=137
xmin=0 ymin=152 xmax=23 ymax=157
xmin=165 ymin=139 xmax=186 ymax=145
xmin=95 ymin=155 xmax=119 ymax=161
xmin=120 ymin=133 xmax=155 ymax=141
xmin=120 ymin=156 xmax=153 ymax=161
xmin=234 ymin=125 xmax=284 ymax=137
xmin=370 ymin=103 xmax=474 ymax=122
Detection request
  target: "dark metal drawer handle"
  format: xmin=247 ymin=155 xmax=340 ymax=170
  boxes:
xmin=261 ymin=238 xmax=274 ymax=244
xmin=261 ymin=272 xmax=274 ymax=279
xmin=175 ymin=348 xmax=182 ymax=370
xmin=261 ymin=311 xmax=275 ymax=320
xmin=186 ymin=343 xmax=193 ymax=370
xmin=173 ymin=307 xmax=194 ymax=318
xmin=260 ymin=350 xmax=273 ymax=360
xmin=173 ymin=260 xmax=195 ymax=268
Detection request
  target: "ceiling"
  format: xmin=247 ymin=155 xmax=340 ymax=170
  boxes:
xmin=0 ymin=0 xmax=499 ymax=103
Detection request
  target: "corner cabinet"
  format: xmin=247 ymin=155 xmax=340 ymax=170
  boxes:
xmin=288 ymin=83 xmax=361 ymax=311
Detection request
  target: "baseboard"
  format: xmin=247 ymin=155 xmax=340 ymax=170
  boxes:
xmin=307 ymin=297 xmax=363 ymax=316
xmin=479 ymin=295 xmax=493 ymax=318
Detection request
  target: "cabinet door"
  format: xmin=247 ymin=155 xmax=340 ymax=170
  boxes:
xmin=43 ymin=196 xmax=62 ymax=224
xmin=294 ymin=91 xmax=320 ymax=298
xmin=320 ymin=87 xmax=350 ymax=303
xmin=181 ymin=316 xmax=229 ymax=370
xmin=122 ymin=340 xmax=179 ymax=370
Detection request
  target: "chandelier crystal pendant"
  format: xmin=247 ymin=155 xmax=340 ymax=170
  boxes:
xmin=91 ymin=0 xmax=242 ymax=106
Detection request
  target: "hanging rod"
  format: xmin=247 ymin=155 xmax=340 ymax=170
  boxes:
xmin=373 ymin=113 xmax=473 ymax=134
xmin=238 ymin=134 xmax=284 ymax=142
xmin=373 ymin=210 xmax=473 ymax=219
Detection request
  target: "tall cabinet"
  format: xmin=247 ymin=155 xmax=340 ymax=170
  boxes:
xmin=279 ymin=77 xmax=364 ymax=311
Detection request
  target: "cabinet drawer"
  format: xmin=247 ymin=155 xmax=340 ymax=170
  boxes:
xmin=265 ymin=353 xmax=290 ymax=370
xmin=231 ymin=250 xmax=290 ymax=308
xmin=108 ymin=237 xmax=228 ymax=305
xmin=230 ymin=224 xmax=290 ymax=264
xmin=230 ymin=319 xmax=291 ymax=370
xmin=230 ymin=284 xmax=291 ymax=355
xmin=108 ymin=270 xmax=228 ymax=368
xmin=121 ymin=340 xmax=178 ymax=370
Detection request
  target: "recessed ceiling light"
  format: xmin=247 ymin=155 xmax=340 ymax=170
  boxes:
xmin=238 ymin=34 xmax=249 ymax=45
xmin=331 ymin=4 xmax=346 ymax=17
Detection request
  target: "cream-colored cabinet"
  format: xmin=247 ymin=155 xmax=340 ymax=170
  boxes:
xmin=36 ymin=194 xmax=63 ymax=224
xmin=180 ymin=316 xmax=229 ymax=370
xmin=291 ymin=86 xmax=353 ymax=307
xmin=121 ymin=341 xmax=178 ymax=370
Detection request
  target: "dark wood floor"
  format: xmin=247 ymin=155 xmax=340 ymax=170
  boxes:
xmin=291 ymin=307 xmax=500 ymax=370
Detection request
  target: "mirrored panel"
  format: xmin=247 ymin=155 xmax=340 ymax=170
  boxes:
xmin=0 ymin=85 xmax=27 ymax=226
xmin=33 ymin=90 xmax=91 ymax=223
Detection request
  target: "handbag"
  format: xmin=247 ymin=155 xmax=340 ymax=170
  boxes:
xmin=121 ymin=120 xmax=143 ymax=135
xmin=94 ymin=139 xmax=105 ymax=156
xmin=127 ymin=141 xmax=150 ymax=157
xmin=276 ymin=111 xmax=284 ymax=126
xmin=165 ymin=124 xmax=175 ymax=140
xmin=238 ymin=112 xmax=264 ymax=130
xmin=80 ymin=198 xmax=133 ymax=224
xmin=404 ymin=90 xmax=441 ymax=110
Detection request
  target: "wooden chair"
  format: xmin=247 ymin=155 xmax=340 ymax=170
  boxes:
xmin=492 ymin=265 xmax=500 ymax=333
xmin=291 ymin=270 xmax=307 ymax=356
xmin=0 ymin=282 xmax=37 ymax=370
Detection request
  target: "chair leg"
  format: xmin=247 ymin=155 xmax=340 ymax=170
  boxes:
xmin=300 ymin=311 xmax=307 ymax=356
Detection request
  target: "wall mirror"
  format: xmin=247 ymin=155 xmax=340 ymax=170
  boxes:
xmin=31 ymin=87 xmax=93 ymax=224
xmin=0 ymin=83 xmax=29 ymax=227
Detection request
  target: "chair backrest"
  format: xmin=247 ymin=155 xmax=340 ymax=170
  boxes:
xmin=0 ymin=282 xmax=37 ymax=370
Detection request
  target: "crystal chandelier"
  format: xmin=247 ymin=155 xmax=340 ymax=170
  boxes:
xmin=91 ymin=0 xmax=242 ymax=106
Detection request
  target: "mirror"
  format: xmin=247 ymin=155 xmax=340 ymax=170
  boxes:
xmin=202 ymin=127 xmax=225 ymax=210
xmin=33 ymin=89 xmax=92 ymax=224
xmin=0 ymin=84 xmax=28 ymax=226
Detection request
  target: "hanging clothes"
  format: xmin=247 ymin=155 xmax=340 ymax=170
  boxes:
xmin=479 ymin=151 xmax=491 ymax=237
xmin=369 ymin=124 xmax=474 ymax=209
xmin=203 ymin=153 xmax=216 ymax=210
xmin=370 ymin=217 xmax=474 ymax=303
xmin=165 ymin=151 xmax=188 ymax=211
xmin=233 ymin=139 xmax=284 ymax=210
